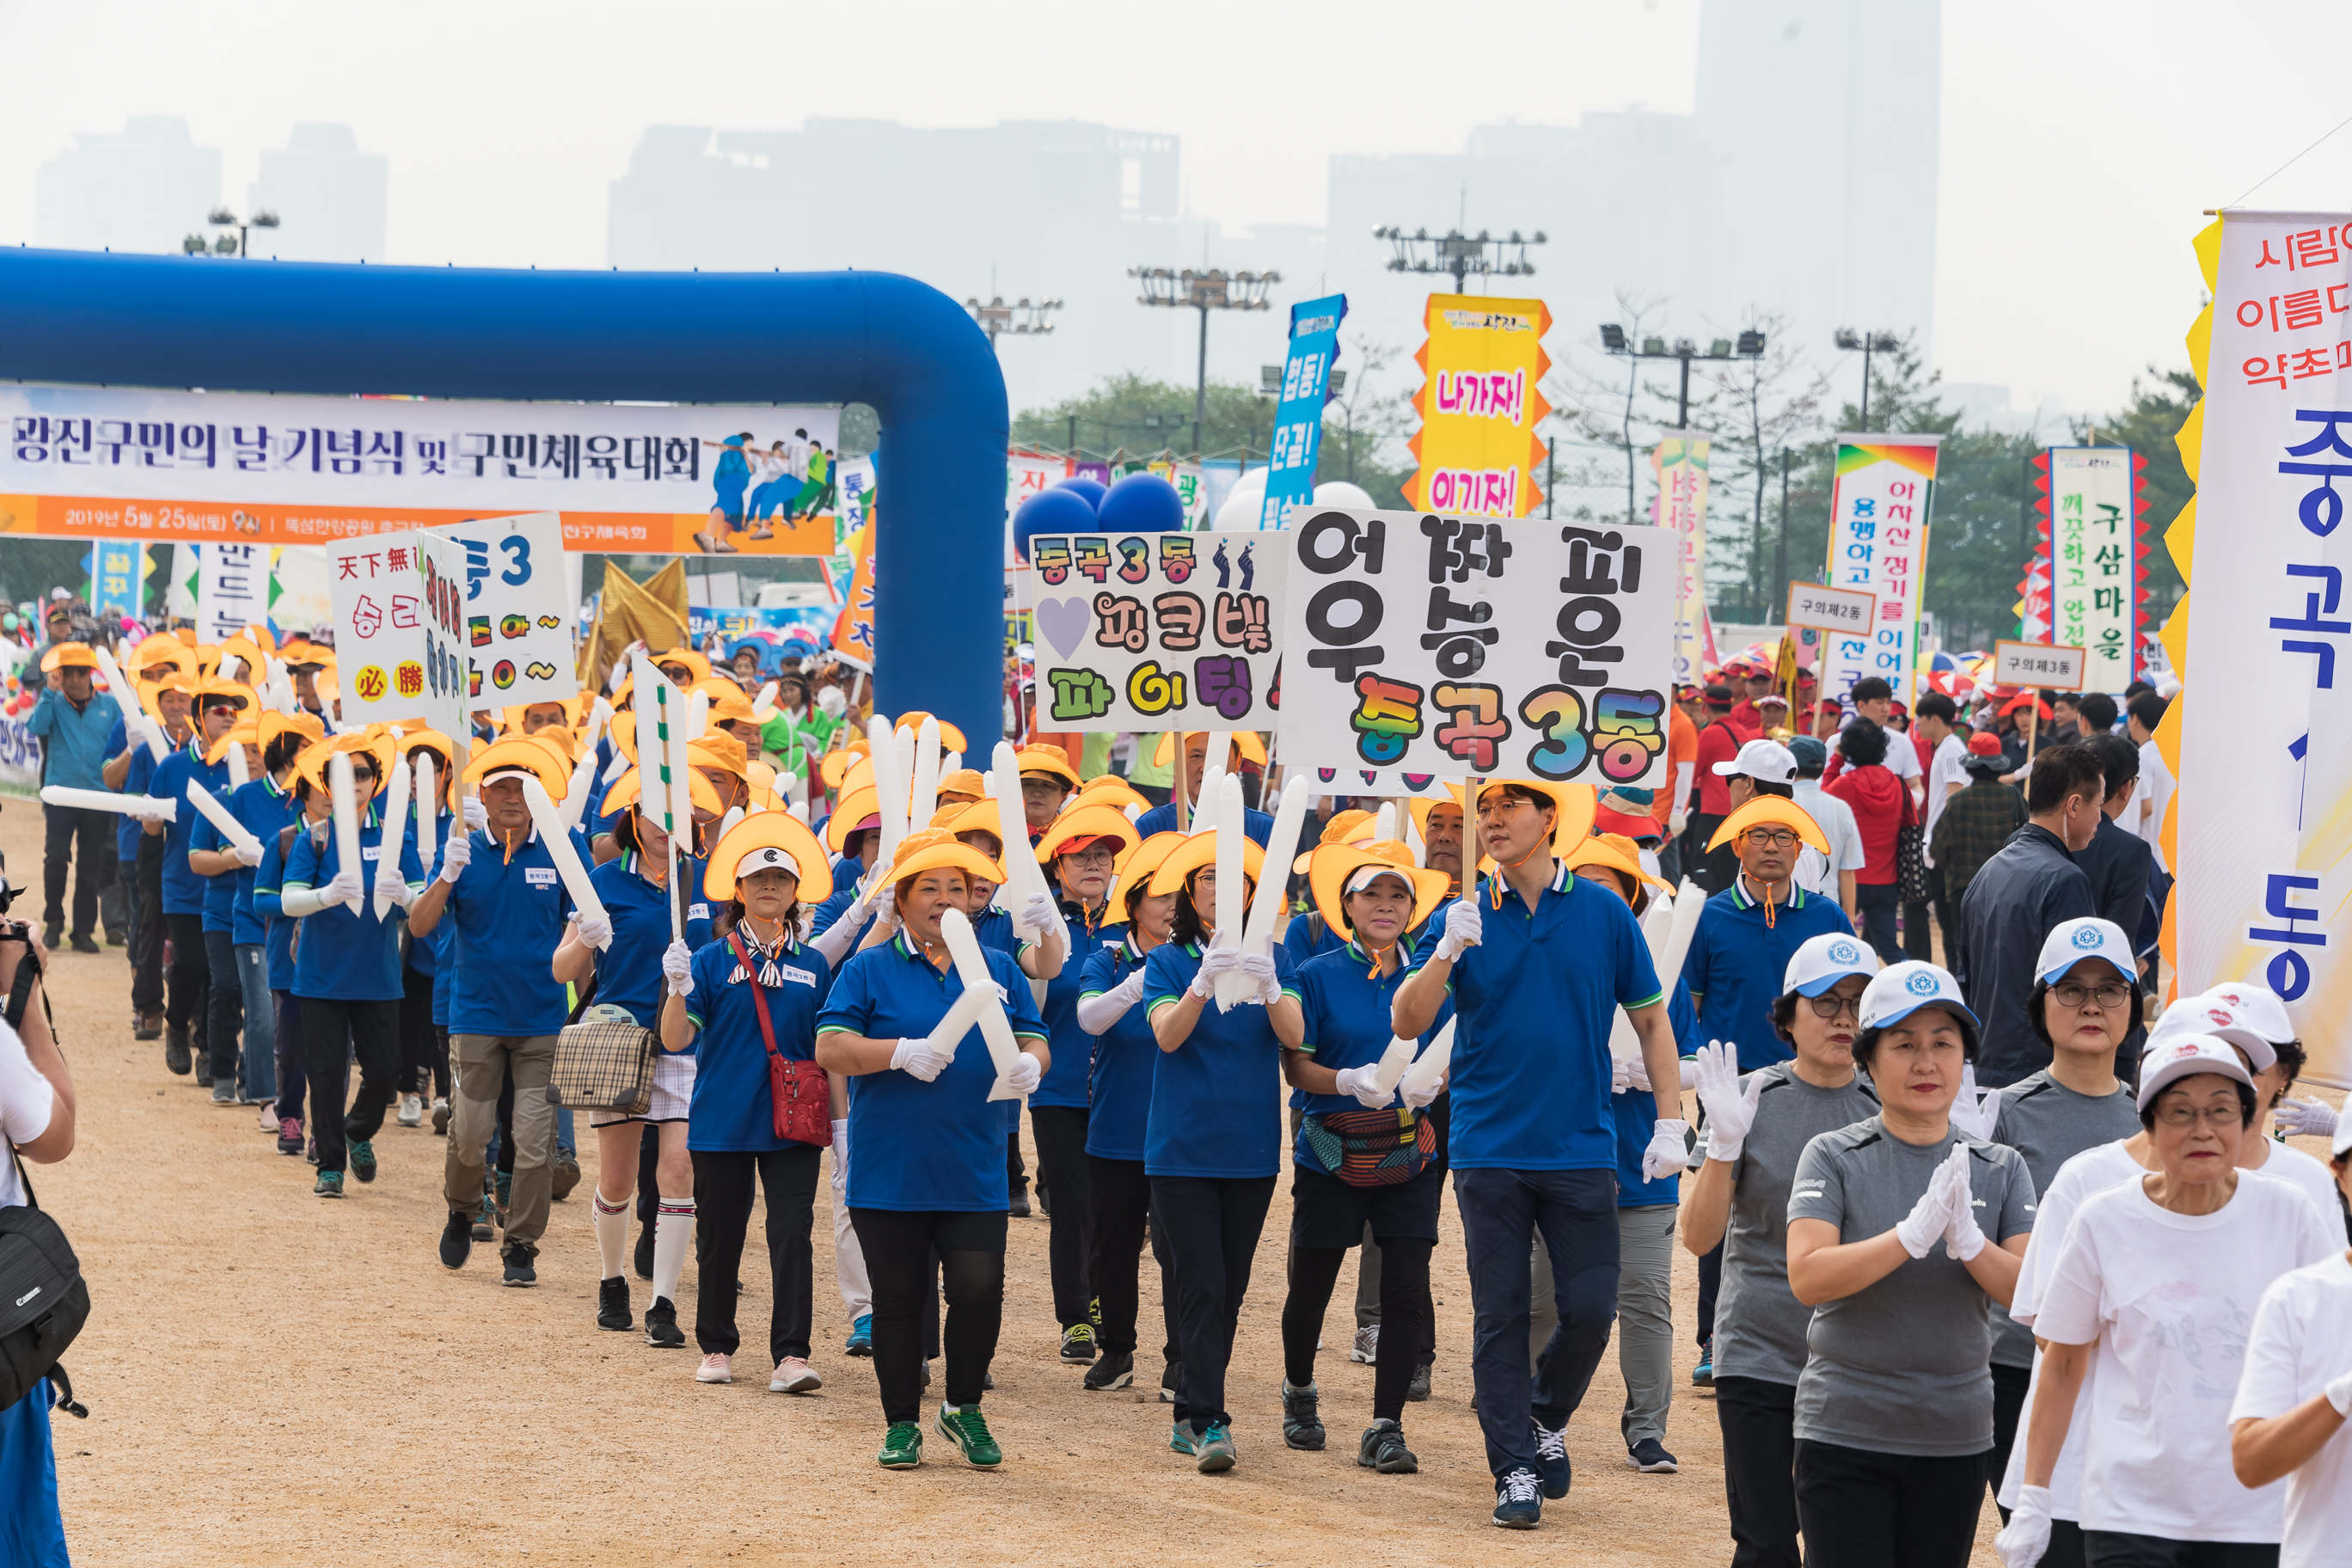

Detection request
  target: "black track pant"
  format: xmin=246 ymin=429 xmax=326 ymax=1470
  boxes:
xmin=1284 ymin=1236 xmax=1433 ymax=1421
xmin=848 ymin=1207 xmax=1007 ymax=1425
xmin=1087 ymin=1154 xmax=1178 ymax=1363
xmin=694 ymin=1145 xmax=821 ymax=1363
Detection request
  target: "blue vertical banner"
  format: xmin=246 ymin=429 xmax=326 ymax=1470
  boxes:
xmin=89 ymin=538 xmax=146 ymax=622
xmin=1258 ymin=292 xmax=1347 ymax=530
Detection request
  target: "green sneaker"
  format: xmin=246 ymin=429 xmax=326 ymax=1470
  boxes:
xmin=936 ymin=1402 xmax=1001 ymax=1467
xmin=1195 ymin=1421 xmax=1237 ymax=1473
xmin=1169 ymin=1420 xmax=1197 ymax=1455
xmin=348 ymin=1139 xmax=377 ymax=1183
xmin=876 ymin=1422 xmax=922 ymax=1469
xmin=314 ymin=1171 xmax=345 ymax=1199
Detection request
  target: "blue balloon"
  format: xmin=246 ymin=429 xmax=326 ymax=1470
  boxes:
xmin=1095 ymin=472 xmax=1185 ymax=536
xmin=1053 ymin=475 xmax=1107 ymax=511
xmin=1014 ymin=486 xmax=1103 ymax=562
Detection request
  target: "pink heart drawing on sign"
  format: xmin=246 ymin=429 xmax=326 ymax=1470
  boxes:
xmin=1035 ymin=597 xmax=1092 ymax=660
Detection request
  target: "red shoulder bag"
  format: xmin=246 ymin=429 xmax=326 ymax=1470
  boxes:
xmin=726 ymin=932 xmax=833 ymax=1148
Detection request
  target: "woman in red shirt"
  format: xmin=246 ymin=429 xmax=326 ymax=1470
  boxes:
xmin=1823 ymin=720 xmax=1907 ymax=965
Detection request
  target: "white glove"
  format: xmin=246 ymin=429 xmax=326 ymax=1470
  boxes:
xmin=1433 ymin=897 xmax=1483 ymax=962
xmin=662 ymin=939 xmax=694 ymax=995
xmin=1942 ymin=1144 xmax=1987 ymax=1261
xmin=438 ymin=829 xmax=472 ymax=884
xmin=1017 ymin=891 xmax=1059 ymax=936
xmin=1004 ymin=1051 xmax=1044 ymax=1095
xmin=2274 ymin=1095 xmax=2340 ymax=1140
xmin=889 ymin=1037 xmax=955 ymax=1082
xmin=1695 ymin=1041 xmax=1766 ymax=1163
xmin=1332 ymin=1064 xmax=1393 ymax=1110
xmin=1610 ymin=1054 xmax=1632 ymax=1096
xmin=828 ymin=1118 xmax=849 ymax=1191
xmin=372 ymin=863 xmax=416 ymax=910
xmin=1994 ymin=1484 xmax=2052 ymax=1568
xmin=1639 ymin=1118 xmax=1689 ymax=1183
xmin=1189 ymin=946 xmax=1240 ymax=1000
xmin=818 ymin=686 xmax=847 ymax=719
xmin=233 ymin=839 xmax=265 ymax=867
xmin=323 ymin=866 xmax=364 ymax=912
xmin=462 ymin=797 xmax=489 ymax=832
xmin=1236 ymin=950 xmax=1282 ymax=1006
xmin=573 ymin=910 xmax=614 ymax=952
xmin=1669 ymin=809 xmax=1689 ymax=837
xmin=1626 ymin=1050 xmax=1652 ymax=1093
xmin=1400 ymin=1072 xmax=1442 ymax=1111
xmin=2325 ymin=1368 xmax=2352 ymax=1417
xmin=1949 ymin=1063 xmax=2000 ymax=1141
xmin=1895 ymin=1155 xmax=1957 ymax=1259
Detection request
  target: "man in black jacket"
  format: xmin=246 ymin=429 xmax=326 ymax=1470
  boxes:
xmin=2069 ymin=733 xmax=2154 ymax=1063
xmin=1957 ymin=743 xmax=2106 ymax=1087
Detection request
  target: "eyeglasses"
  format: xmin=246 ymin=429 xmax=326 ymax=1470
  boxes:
xmin=348 ymin=767 xmax=378 ymax=783
xmin=2051 ymin=981 xmax=2131 ymax=1010
xmin=1804 ymin=992 xmax=1862 ymax=1020
xmin=2153 ymin=1103 xmax=2245 ymax=1130
xmin=1741 ymin=829 xmax=1800 ymax=850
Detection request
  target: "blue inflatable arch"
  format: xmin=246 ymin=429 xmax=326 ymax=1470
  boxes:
xmin=0 ymin=249 xmax=1009 ymax=744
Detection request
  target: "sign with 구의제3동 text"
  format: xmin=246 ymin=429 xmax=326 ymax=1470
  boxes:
xmin=1992 ymin=639 xmax=2086 ymax=692
xmin=1785 ymin=580 xmax=1877 ymax=635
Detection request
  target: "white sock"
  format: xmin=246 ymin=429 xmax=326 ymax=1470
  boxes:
xmin=592 ymin=1191 xmax=628 ymax=1281
xmin=653 ymin=1198 xmax=695 ymax=1303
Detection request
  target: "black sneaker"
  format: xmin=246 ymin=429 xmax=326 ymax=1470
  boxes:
xmin=438 ymin=1210 xmax=473 ymax=1269
xmin=1161 ymin=1358 xmax=1184 ymax=1405
xmin=1008 ymin=1188 xmax=1031 ymax=1219
xmin=1082 ymin=1351 xmax=1135 ymax=1391
xmin=597 ymin=1277 xmax=632 ymax=1332
xmin=1281 ymin=1380 xmax=1326 ymax=1451
xmin=1036 ymin=1182 xmax=1051 ymax=1217
xmin=1532 ymin=1418 xmax=1571 ymax=1499
xmin=163 ymin=1024 xmax=192 ymax=1075
xmin=41 ymin=924 xmax=59 ymax=950
xmin=1059 ymin=1323 xmax=1097 ymax=1363
xmin=1406 ymin=1359 xmax=1432 ymax=1402
xmin=348 ymin=1138 xmax=377 ymax=1183
xmin=501 ymin=1246 xmax=537 ymax=1288
xmin=1626 ymin=1437 xmax=1678 ymax=1473
xmin=1358 ymin=1418 xmax=1418 ymax=1474
xmin=70 ymin=934 xmax=100 ymax=954
xmin=644 ymin=1295 xmax=686 ymax=1348
xmin=634 ymin=1224 xmax=655 ymax=1281
xmin=1492 ymin=1467 xmax=1543 ymax=1529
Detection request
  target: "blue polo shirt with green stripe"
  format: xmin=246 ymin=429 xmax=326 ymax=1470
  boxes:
xmin=1685 ymin=874 xmax=1856 ymax=1072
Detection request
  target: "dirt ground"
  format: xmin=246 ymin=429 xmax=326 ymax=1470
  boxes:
xmin=10 ymin=800 xmax=2338 ymax=1566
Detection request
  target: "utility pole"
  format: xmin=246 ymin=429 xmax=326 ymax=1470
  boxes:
xmin=1834 ymin=328 xmax=1902 ymax=431
xmin=1774 ymin=447 xmax=1792 ymax=613
xmin=1130 ymin=267 xmax=1280 ymax=456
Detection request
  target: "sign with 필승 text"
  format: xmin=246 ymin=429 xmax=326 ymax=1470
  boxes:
xmin=329 ymin=529 xmax=470 ymax=738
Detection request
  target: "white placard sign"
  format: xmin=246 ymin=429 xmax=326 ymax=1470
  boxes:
xmin=1785 ymin=580 xmax=1877 ymax=636
xmin=1276 ymin=510 xmax=1675 ymax=787
xmin=329 ymin=529 xmax=470 ymax=736
xmin=1992 ymin=639 xmax=2087 ymax=692
xmin=196 ymin=542 xmax=268 ymax=644
xmin=432 ymin=512 xmax=579 ymax=711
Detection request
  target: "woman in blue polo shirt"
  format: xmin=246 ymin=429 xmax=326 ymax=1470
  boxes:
xmin=392 ymin=729 xmax=458 ymax=1136
xmin=277 ymin=732 xmax=424 ymax=1198
xmin=148 ymin=679 xmax=243 ymax=1085
xmin=655 ymin=812 xmax=834 ymax=1393
xmin=1141 ymin=826 xmax=1302 ymax=1473
xmin=186 ymin=721 xmax=265 ymax=1112
xmin=252 ymin=749 xmax=334 ymax=1158
xmin=553 ymin=766 xmax=717 ymax=1346
xmin=1278 ymin=839 xmax=1454 ymax=1476
xmin=1075 ymin=830 xmax=1184 ymax=1397
xmin=816 ymin=829 xmax=1047 ymax=1473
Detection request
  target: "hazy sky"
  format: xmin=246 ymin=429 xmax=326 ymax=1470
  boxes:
xmin=3 ymin=0 xmax=2349 ymax=419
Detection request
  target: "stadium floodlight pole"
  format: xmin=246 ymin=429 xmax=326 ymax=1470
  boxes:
xmin=1130 ymin=266 xmax=1280 ymax=456
xmin=1833 ymin=328 xmax=1903 ymax=431
xmin=964 ymin=295 xmax=1062 ymax=352
xmin=187 ymin=206 xmax=280 ymax=260
xmin=1598 ymin=324 xmax=1767 ymax=428
xmin=1375 ymin=225 xmax=1545 ymax=294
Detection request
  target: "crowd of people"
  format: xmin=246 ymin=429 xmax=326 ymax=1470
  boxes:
xmin=3 ymin=616 xmax=2348 ymax=1568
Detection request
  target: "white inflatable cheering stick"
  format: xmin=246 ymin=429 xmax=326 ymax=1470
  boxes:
xmin=522 ymin=778 xmax=610 ymax=940
xmin=183 ymin=781 xmax=263 ymax=860
xmin=869 ymin=715 xmax=909 ymax=871
xmin=92 ymin=643 xmax=168 ymax=763
xmin=938 ymin=907 xmax=1026 ymax=1100
xmin=1223 ymin=774 xmax=1308 ymax=1009
xmin=1208 ymin=774 xmax=1246 ymax=1001
xmin=328 ymin=751 xmax=364 ymax=914
xmin=1398 ymin=1017 xmax=1457 ymax=1101
xmin=985 ymin=744 xmax=1060 ymax=1008
xmin=908 ymin=715 xmax=941 ymax=828
xmin=413 ymin=753 xmax=438 ymax=878
xmin=39 ymin=785 xmax=175 ymax=823
xmin=371 ymin=756 xmax=412 ymax=921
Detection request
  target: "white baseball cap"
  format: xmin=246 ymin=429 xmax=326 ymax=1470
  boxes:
xmin=1784 ymin=932 xmax=1882 ymax=998
xmin=2035 ymin=917 xmax=2136 ymax=985
xmin=2144 ymin=995 xmax=2275 ymax=1073
xmin=2138 ymin=1032 xmax=2257 ymax=1106
xmin=1712 ymin=738 xmax=1798 ymax=783
xmin=2200 ymin=979 xmax=2295 ymax=1047
xmin=1859 ymin=960 xmax=1979 ymax=1033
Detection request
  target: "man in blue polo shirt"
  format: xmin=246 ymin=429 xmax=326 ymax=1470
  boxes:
xmin=1128 ymin=732 xmax=1277 ymax=845
xmin=1392 ymin=779 xmax=1685 ymax=1531
xmin=147 ymin=681 xmax=247 ymax=1083
xmin=28 ymin=641 xmax=122 ymax=952
xmin=410 ymin=741 xmax=605 ymax=1286
xmin=1684 ymin=796 xmax=1859 ymax=1071
xmin=105 ymin=675 xmax=193 ymax=1041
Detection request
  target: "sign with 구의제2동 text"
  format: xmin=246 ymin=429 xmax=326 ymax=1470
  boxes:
xmin=1026 ymin=530 xmax=1288 ymax=729
xmin=1992 ymin=640 xmax=2086 ymax=692
xmin=330 ymin=529 xmax=470 ymax=738
xmin=1785 ymin=580 xmax=1878 ymax=635
xmin=1274 ymin=509 xmax=1674 ymax=786
xmin=431 ymin=512 xmax=579 ymax=712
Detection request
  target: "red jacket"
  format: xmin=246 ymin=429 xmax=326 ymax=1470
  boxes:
xmin=1825 ymin=764 xmax=1906 ymax=885
xmin=1695 ymin=720 xmax=1741 ymax=816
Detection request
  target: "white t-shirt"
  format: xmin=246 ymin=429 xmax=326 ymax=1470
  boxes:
xmin=2035 ymin=1172 xmax=2337 ymax=1542
xmin=0 ymin=1018 xmax=56 ymax=1210
xmin=2133 ymin=738 xmax=2176 ymax=874
xmin=2229 ymin=1252 xmax=2352 ymax=1568
xmin=1922 ymin=732 xmax=1970 ymax=853
xmin=2249 ymin=1140 xmax=2343 ymax=1220
xmin=1791 ymin=779 xmax=1866 ymax=902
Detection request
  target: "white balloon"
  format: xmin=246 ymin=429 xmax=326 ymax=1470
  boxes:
xmin=1312 ymin=480 xmax=1377 ymax=511
xmin=1211 ymin=467 xmax=1270 ymax=531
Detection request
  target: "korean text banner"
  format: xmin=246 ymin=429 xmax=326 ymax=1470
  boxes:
xmin=1818 ymin=436 xmax=1941 ymax=708
xmin=1027 ymin=530 xmax=1285 ymax=730
xmin=1 ymin=385 xmax=841 ymax=557
xmin=2166 ymin=211 xmax=2352 ymax=1083
xmin=1404 ymin=295 xmax=1550 ymax=519
xmin=1275 ymin=510 xmax=1673 ymax=787
xmin=1259 ymin=293 xmax=1347 ymax=529
xmin=1652 ymin=431 xmax=1717 ymax=686
xmin=89 ymin=539 xmax=144 ymax=621
xmin=330 ymin=530 xmax=469 ymax=738
xmin=433 ymin=512 xmax=579 ymax=711
xmin=2041 ymin=446 xmax=2142 ymax=689
xmin=197 ymin=542 xmax=267 ymax=644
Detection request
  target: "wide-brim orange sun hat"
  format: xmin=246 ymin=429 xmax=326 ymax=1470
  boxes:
xmin=819 ymin=739 xmax=873 ymax=793
xmin=1112 ymin=830 xmax=1187 ymax=907
xmin=702 ymin=810 xmax=835 ymax=905
xmin=193 ymin=675 xmax=255 ymax=714
xmin=1406 ymin=785 xmax=1468 ymax=841
xmin=1293 ymin=807 xmax=1378 ymax=874
xmin=879 ymin=827 xmax=1004 ymax=892
xmin=1151 ymin=730 xmax=1269 ymax=769
xmin=936 ymin=767 xmax=987 ymax=803
xmin=834 ymin=756 xmax=877 ymax=801
xmin=1013 ymin=744 xmax=1081 ymax=790
xmin=299 ymin=730 xmax=397 ymax=794
xmin=1308 ymin=840 xmax=1454 ymax=941
xmin=462 ymin=736 xmax=571 ymax=799
xmin=928 ymin=799 xmax=1008 ymax=847
xmin=1071 ymin=775 xmax=1151 ymax=815
xmin=38 ymin=641 xmax=97 ymax=674
xmin=601 ymin=764 xmax=726 ymax=821
xmin=1035 ymin=804 xmax=1143 ymax=867
xmin=1475 ymin=778 xmax=1597 ymax=847
xmin=891 ymin=711 xmax=970 ymax=753
xmin=1562 ymin=834 xmax=1674 ymax=903
xmin=652 ymin=647 xmax=712 ymax=686
xmin=205 ymin=709 xmax=323 ymax=765
xmin=1147 ymin=827 xmax=1268 ymax=898
xmin=824 ymin=786 xmax=885 ymax=854
xmin=395 ymin=726 xmax=457 ymax=805
xmin=1705 ymin=794 xmax=1831 ymax=855
xmin=501 ymin=695 xmax=584 ymax=734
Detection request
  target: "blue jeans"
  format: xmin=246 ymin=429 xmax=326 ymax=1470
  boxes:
xmin=1455 ymin=1166 xmax=1620 ymax=1479
xmin=234 ymin=943 xmax=275 ymax=1104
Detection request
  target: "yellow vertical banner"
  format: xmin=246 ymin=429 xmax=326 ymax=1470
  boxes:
xmin=1405 ymin=293 xmax=1552 ymax=518
xmin=830 ymin=516 xmax=877 ymax=671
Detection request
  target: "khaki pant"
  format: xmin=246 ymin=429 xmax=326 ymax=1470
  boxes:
xmin=444 ymin=1033 xmax=558 ymax=1252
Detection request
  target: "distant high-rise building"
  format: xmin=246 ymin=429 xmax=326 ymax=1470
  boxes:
xmin=248 ymin=124 xmax=388 ymax=262
xmin=34 ymin=116 xmax=221 ymax=255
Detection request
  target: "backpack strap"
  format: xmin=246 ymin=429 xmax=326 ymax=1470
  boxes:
xmin=5 ymin=937 xmax=48 ymax=1033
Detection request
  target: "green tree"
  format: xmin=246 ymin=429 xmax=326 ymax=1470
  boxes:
xmin=2079 ymin=367 xmax=2197 ymax=616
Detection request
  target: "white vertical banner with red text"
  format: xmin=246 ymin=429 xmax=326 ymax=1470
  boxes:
xmin=328 ymin=530 xmax=471 ymax=738
xmin=1817 ymin=435 xmax=1941 ymax=709
xmin=1652 ymin=431 xmax=1717 ymax=688
xmin=2167 ymin=211 xmax=2352 ymax=1084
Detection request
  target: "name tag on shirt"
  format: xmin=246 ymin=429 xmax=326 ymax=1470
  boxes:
xmin=362 ymin=846 xmax=382 ymax=861
xmin=776 ymin=965 xmax=816 ymax=989
xmin=525 ymin=867 xmax=558 ymax=889
xmin=689 ymin=903 xmax=710 ymax=922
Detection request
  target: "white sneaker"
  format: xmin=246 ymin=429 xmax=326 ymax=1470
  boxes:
xmin=396 ymin=1093 xmax=423 ymax=1128
xmin=1351 ymin=1325 xmax=1380 ymax=1364
xmin=695 ymin=1353 xmax=733 ymax=1384
xmin=770 ymin=1357 xmax=822 ymax=1393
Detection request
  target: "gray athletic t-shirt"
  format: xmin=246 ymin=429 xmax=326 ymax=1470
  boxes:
xmin=1788 ymin=1120 xmax=2036 ymax=1455
xmin=1988 ymin=1069 xmax=2138 ymax=1369
xmin=1712 ymin=1063 xmax=1881 ymax=1387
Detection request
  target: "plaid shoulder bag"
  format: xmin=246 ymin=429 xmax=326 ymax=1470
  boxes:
xmin=551 ymin=977 xmax=658 ymax=1113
